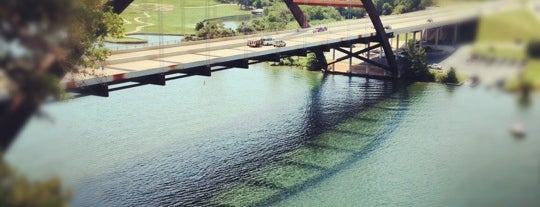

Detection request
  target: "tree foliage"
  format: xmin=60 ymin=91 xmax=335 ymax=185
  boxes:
xmin=0 ymin=158 xmax=71 ymax=207
xmin=0 ymin=0 xmax=124 ymax=102
xmin=402 ymin=40 xmax=430 ymax=80
xmin=306 ymin=53 xmax=325 ymax=71
xmin=445 ymin=67 xmax=458 ymax=83
xmin=373 ymin=0 xmax=433 ymax=15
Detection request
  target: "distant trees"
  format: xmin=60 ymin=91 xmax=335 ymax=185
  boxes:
xmin=236 ymin=3 xmax=293 ymax=33
xmin=337 ymin=7 xmax=367 ymax=19
xmin=373 ymin=0 xmax=433 ymax=15
xmin=302 ymin=6 xmax=343 ymax=21
xmin=196 ymin=21 xmax=236 ymax=39
xmin=232 ymin=0 xmax=272 ymax=9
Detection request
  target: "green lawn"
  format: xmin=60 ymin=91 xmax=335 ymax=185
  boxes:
xmin=120 ymin=0 xmax=249 ymax=34
xmin=472 ymin=45 xmax=526 ymax=60
xmin=506 ymin=60 xmax=540 ymax=91
xmin=472 ymin=8 xmax=540 ymax=61
xmin=476 ymin=9 xmax=540 ymax=43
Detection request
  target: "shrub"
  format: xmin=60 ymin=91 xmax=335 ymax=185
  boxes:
xmin=527 ymin=40 xmax=540 ymax=59
xmin=306 ymin=53 xmax=324 ymax=71
xmin=445 ymin=67 xmax=458 ymax=83
xmin=402 ymin=40 xmax=429 ymax=80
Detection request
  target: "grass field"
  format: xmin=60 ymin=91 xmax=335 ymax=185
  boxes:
xmin=472 ymin=6 xmax=540 ymax=91
xmin=476 ymin=9 xmax=540 ymax=43
xmin=472 ymin=45 xmax=527 ymax=60
xmin=120 ymin=0 xmax=249 ymax=34
xmin=506 ymin=60 xmax=540 ymax=91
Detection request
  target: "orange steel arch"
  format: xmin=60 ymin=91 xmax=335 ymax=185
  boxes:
xmin=285 ymin=0 xmax=398 ymax=76
xmin=105 ymin=0 xmax=397 ymax=76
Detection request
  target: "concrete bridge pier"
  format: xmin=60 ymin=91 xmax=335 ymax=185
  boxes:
xmin=453 ymin=24 xmax=458 ymax=45
xmin=396 ymin=34 xmax=400 ymax=50
xmin=412 ymin=31 xmax=417 ymax=46
xmin=366 ymin=42 xmax=371 ymax=74
xmin=435 ymin=27 xmax=440 ymax=48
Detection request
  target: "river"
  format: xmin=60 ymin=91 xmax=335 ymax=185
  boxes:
xmin=5 ymin=63 xmax=540 ymax=206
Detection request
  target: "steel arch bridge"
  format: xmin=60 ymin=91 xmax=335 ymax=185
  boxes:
xmin=105 ymin=0 xmax=398 ymax=76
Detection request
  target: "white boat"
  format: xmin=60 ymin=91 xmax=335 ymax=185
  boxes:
xmin=511 ymin=123 xmax=526 ymax=138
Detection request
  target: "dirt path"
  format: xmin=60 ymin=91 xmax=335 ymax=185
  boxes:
xmin=129 ymin=12 xmax=154 ymax=34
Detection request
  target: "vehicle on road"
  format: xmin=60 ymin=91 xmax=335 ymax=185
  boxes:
xmin=312 ymin=26 xmax=328 ymax=33
xmin=261 ymin=37 xmax=275 ymax=46
xmin=428 ymin=63 xmax=443 ymax=70
xmin=273 ymin=40 xmax=286 ymax=47
xmin=247 ymin=39 xmax=262 ymax=47
xmin=427 ymin=18 xmax=433 ymax=23
xmin=251 ymin=9 xmax=263 ymax=15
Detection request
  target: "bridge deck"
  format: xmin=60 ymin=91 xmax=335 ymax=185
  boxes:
xmin=62 ymin=6 xmax=481 ymax=93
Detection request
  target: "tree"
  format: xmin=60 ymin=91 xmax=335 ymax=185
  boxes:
xmin=306 ymin=53 xmax=325 ymax=71
xmin=1 ymin=0 xmax=124 ymax=204
xmin=382 ymin=3 xmax=394 ymax=15
xmin=402 ymin=40 xmax=430 ymax=80
xmin=337 ymin=7 xmax=366 ymax=19
xmin=445 ymin=67 xmax=458 ymax=83
xmin=0 ymin=159 xmax=71 ymax=207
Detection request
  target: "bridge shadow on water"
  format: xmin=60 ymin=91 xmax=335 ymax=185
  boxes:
xmin=209 ymin=77 xmax=413 ymax=207
xmin=72 ymin=73 xmax=414 ymax=207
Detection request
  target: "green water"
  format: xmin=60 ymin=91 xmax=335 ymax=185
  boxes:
xmin=274 ymin=83 xmax=540 ymax=207
xmin=5 ymin=64 xmax=540 ymax=206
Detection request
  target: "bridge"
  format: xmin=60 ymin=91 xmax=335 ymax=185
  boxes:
xmin=0 ymin=0 xmax=495 ymax=149
xmin=64 ymin=0 xmax=483 ymax=97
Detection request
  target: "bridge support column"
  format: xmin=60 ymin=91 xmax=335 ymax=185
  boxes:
xmin=435 ymin=27 xmax=440 ymax=48
xmin=332 ymin=49 xmax=336 ymax=71
xmin=366 ymin=42 xmax=371 ymax=74
xmin=285 ymin=0 xmax=398 ymax=77
xmin=396 ymin=34 xmax=400 ymax=50
xmin=405 ymin=32 xmax=409 ymax=46
xmin=349 ymin=45 xmax=353 ymax=75
xmin=419 ymin=30 xmax=423 ymax=48
xmin=314 ymin=50 xmax=328 ymax=71
xmin=453 ymin=24 xmax=458 ymax=45
xmin=412 ymin=32 xmax=417 ymax=46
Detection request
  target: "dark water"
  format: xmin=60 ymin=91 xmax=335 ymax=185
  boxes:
xmin=5 ymin=64 xmax=540 ymax=206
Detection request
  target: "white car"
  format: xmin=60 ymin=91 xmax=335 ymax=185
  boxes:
xmin=260 ymin=37 xmax=275 ymax=46
xmin=428 ymin=63 xmax=443 ymax=70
